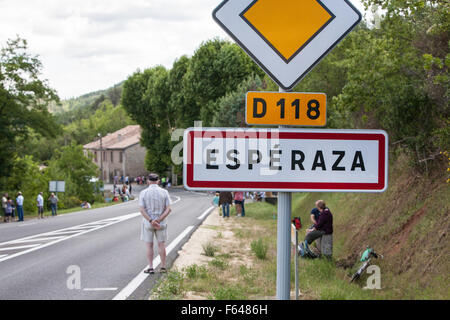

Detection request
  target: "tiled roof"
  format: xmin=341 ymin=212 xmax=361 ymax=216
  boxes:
xmin=83 ymin=125 xmax=142 ymax=150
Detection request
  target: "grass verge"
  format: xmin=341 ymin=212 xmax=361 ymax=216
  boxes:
xmin=151 ymin=155 xmax=449 ymax=300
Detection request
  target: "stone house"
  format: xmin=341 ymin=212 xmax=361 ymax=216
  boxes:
xmin=83 ymin=125 xmax=147 ymax=183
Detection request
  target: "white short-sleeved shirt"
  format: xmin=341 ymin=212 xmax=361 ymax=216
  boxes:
xmin=37 ymin=194 xmax=44 ymax=207
xmin=138 ymin=184 xmax=171 ymax=226
xmin=16 ymin=195 xmax=24 ymax=206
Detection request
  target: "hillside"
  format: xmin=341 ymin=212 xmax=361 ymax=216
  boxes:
xmin=49 ymin=82 xmax=124 ymax=124
xmin=152 ymin=151 xmax=448 ymax=300
xmin=290 ymin=150 xmax=449 ymax=298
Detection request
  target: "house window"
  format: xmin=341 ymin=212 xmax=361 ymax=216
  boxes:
xmin=94 ymin=151 xmax=97 ymax=162
xmin=111 ymin=151 xmax=114 ymax=163
xmin=103 ymin=151 xmax=106 ymax=162
xmin=119 ymin=151 xmax=123 ymax=163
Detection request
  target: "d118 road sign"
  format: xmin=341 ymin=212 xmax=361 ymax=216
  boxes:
xmin=246 ymin=91 xmax=327 ymax=126
xmin=213 ymin=0 xmax=362 ymax=90
xmin=183 ymin=128 xmax=388 ymax=193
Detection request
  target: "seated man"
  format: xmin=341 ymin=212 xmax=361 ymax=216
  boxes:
xmin=81 ymin=201 xmax=91 ymax=209
xmin=307 ymin=207 xmax=321 ymax=231
xmin=304 ymin=200 xmax=333 ymax=255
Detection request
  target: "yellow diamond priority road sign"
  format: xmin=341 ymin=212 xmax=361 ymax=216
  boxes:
xmin=213 ymin=0 xmax=362 ymax=90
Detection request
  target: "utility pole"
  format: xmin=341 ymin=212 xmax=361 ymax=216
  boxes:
xmin=98 ymin=133 xmax=103 ymax=181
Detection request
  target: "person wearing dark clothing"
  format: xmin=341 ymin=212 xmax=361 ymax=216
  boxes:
xmin=305 ymin=200 xmax=333 ymax=246
xmin=309 ymin=207 xmax=320 ymax=229
xmin=218 ymin=192 xmax=233 ymax=218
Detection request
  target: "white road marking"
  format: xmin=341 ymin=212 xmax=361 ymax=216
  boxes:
xmin=0 ymin=212 xmax=141 ymax=263
xmin=0 ymin=244 xmax=41 ymax=251
xmin=43 ymin=230 xmax=84 ymax=235
xmin=171 ymin=195 xmax=181 ymax=205
xmin=112 ymin=225 xmax=194 ymax=300
xmin=8 ymin=236 xmax=66 ymax=244
xmin=197 ymin=206 xmax=215 ymax=220
xmin=0 ymin=254 xmax=8 ymax=259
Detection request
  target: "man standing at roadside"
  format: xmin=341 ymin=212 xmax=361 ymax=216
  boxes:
xmin=139 ymin=173 xmax=171 ymax=274
xmin=219 ymin=191 xmax=233 ymax=218
xmin=36 ymin=192 xmax=44 ymax=219
xmin=2 ymin=193 xmax=8 ymax=222
xmin=48 ymin=193 xmax=58 ymax=217
xmin=16 ymin=192 xmax=24 ymax=222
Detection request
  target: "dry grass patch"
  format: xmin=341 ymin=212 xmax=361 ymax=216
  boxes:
xmin=152 ymin=205 xmax=278 ymax=300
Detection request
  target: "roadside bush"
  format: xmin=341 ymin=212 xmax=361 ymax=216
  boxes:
xmin=202 ymin=242 xmax=219 ymax=257
xmin=251 ymin=238 xmax=268 ymax=260
xmin=209 ymin=258 xmax=228 ymax=270
xmin=211 ymin=285 xmax=246 ymax=300
xmin=152 ymin=270 xmax=184 ymax=300
xmin=185 ymin=264 xmax=208 ymax=279
xmin=59 ymin=196 xmax=82 ymax=210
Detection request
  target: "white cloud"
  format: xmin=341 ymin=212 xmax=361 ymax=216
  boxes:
xmin=0 ymin=0 xmax=367 ymax=99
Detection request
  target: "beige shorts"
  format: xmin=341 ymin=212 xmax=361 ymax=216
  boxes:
xmin=140 ymin=220 xmax=168 ymax=243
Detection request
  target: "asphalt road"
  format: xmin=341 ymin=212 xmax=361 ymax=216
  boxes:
xmin=0 ymin=187 xmax=213 ymax=300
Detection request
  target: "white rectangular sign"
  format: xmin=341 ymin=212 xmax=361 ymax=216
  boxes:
xmin=183 ymin=128 xmax=388 ymax=192
xmin=49 ymin=181 xmax=65 ymax=193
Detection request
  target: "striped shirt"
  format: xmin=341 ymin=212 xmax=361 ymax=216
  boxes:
xmin=138 ymin=184 xmax=171 ymax=226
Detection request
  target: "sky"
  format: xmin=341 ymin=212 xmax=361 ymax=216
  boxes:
xmin=0 ymin=0 xmax=367 ymax=99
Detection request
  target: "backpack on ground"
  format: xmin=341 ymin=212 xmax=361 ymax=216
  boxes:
xmin=298 ymin=241 xmax=318 ymax=259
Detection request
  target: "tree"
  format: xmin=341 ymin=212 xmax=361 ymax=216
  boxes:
xmin=0 ymin=37 xmax=61 ymax=177
xmin=168 ymin=56 xmax=194 ymax=128
xmin=4 ymin=155 xmax=48 ymax=214
xmin=122 ymin=67 xmax=169 ymax=175
xmin=182 ymin=39 xmax=265 ymax=126
xmin=46 ymin=143 xmax=99 ymax=203
xmin=108 ymin=85 xmax=122 ymax=107
xmin=331 ymin=0 xmax=449 ymax=165
xmin=212 ymin=74 xmax=265 ymax=127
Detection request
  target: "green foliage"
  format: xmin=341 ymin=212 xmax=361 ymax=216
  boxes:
xmin=121 ymin=66 xmax=171 ymax=175
xmin=1 ymin=156 xmax=48 ymax=214
xmin=182 ymin=39 xmax=264 ymax=126
xmin=0 ymin=37 xmax=61 ymax=177
xmin=211 ymin=285 xmax=246 ymax=300
xmin=212 ymin=74 xmax=264 ymax=127
xmin=63 ymin=100 xmax=134 ymax=146
xmin=0 ymin=144 xmax=98 ymax=215
xmin=45 ymin=143 xmax=99 ymax=204
xmin=122 ymin=40 xmax=264 ymax=175
xmin=242 ymin=201 xmax=276 ymax=220
xmin=250 ymin=238 xmax=268 ymax=260
xmin=202 ymin=241 xmax=219 ymax=257
xmin=185 ymin=264 xmax=208 ymax=280
xmin=330 ymin=0 xmax=450 ymax=164
xmin=54 ymin=82 xmax=124 ymax=122
xmin=209 ymin=257 xmax=229 ymax=270
xmin=151 ymin=270 xmax=185 ymax=300
xmin=169 ymin=56 xmax=196 ymax=128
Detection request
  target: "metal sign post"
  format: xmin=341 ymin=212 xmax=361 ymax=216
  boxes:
xmin=277 ymin=191 xmax=292 ymax=300
xmin=295 ymin=225 xmax=299 ymax=300
xmin=291 ymin=222 xmax=299 ymax=300
xmin=276 ymin=87 xmax=292 ymax=300
xmin=211 ymin=0 xmax=365 ymax=301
